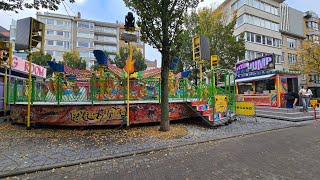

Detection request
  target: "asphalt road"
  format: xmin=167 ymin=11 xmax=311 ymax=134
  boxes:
xmin=11 ymin=122 xmax=320 ymax=180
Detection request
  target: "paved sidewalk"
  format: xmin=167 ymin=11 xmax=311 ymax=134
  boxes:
xmin=0 ymin=117 xmax=313 ymax=178
xmin=13 ymin=122 xmax=320 ymax=180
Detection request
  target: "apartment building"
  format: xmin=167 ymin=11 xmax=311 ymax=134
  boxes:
xmin=222 ymin=0 xmax=284 ymax=68
xmin=37 ymin=12 xmax=72 ymax=62
xmin=303 ymin=11 xmax=320 ymax=96
xmin=36 ymin=12 xmax=145 ymax=69
xmin=220 ymin=0 xmax=320 ymax=95
xmin=279 ymin=4 xmax=305 ymax=92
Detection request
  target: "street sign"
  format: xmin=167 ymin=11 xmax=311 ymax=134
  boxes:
xmin=215 ymin=95 xmax=228 ymax=113
xmin=235 ymin=102 xmax=255 ymax=116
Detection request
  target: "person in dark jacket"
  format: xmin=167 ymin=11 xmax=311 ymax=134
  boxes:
xmin=284 ymin=92 xmax=299 ymax=108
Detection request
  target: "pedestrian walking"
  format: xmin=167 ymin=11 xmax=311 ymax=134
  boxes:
xmin=299 ymin=85 xmax=313 ymax=112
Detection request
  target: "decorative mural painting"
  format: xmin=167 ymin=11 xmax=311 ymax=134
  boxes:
xmin=10 ymin=103 xmax=197 ymax=126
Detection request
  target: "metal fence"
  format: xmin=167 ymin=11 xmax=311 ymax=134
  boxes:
xmin=8 ymin=69 xmax=236 ymax=114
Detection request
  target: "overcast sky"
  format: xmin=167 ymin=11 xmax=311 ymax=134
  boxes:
xmin=0 ymin=0 xmax=319 ymax=67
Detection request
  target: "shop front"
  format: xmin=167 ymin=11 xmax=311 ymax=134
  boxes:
xmin=235 ymin=54 xmax=300 ymax=108
xmin=0 ymin=55 xmax=47 ymax=114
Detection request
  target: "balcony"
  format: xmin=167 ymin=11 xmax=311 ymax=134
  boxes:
xmin=94 ymin=36 xmax=117 ymax=46
xmin=94 ymin=26 xmax=117 ymax=36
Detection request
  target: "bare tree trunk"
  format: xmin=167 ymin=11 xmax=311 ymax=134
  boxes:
xmin=159 ymin=0 xmax=170 ymax=132
xmin=159 ymin=47 xmax=170 ymax=132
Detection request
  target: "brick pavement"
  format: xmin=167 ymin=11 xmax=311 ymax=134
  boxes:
xmin=0 ymin=117 xmax=313 ymax=178
xmin=10 ymin=122 xmax=320 ymax=180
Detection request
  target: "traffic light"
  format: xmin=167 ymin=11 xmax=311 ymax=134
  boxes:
xmin=15 ymin=17 xmax=45 ymax=51
xmin=125 ymin=12 xmax=135 ymax=32
xmin=192 ymin=36 xmax=210 ymax=62
xmin=211 ymin=55 xmax=218 ymax=69
xmin=0 ymin=41 xmax=12 ymax=66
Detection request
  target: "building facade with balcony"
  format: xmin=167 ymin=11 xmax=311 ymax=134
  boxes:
xmin=220 ymin=0 xmax=320 ymax=96
xmin=37 ymin=12 xmax=73 ymax=62
xmin=222 ymin=0 xmax=284 ymax=68
xmin=36 ymin=12 xmax=145 ymax=69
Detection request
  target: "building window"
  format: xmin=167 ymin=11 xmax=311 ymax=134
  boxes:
xmin=275 ymin=55 xmax=281 ymax=64
xmin=56 ymin=31 xmax=64 ymax=36
xmin=56 ymin=41 xmax=64 ymax=46
xmin=246 ymin=50 xmax=255 ymax=60
xmin=95 ymin=26 xmax=117 ymax=34
xmin=56 ymin=20 xmax=64 ymax=26
xmin=232 ymin=0 xmax=278 ymax=16
xmin=281 ymin=52 xmax=285 ymax=62
xmin=302 ymin=74 xmax=306 ymax=80
xmin=46 ymin=40 xmax=54 ymax=46
xmin=47 ymin=19 xmax=54 ymax=25
xmin=64 ymin=42 xmax=70 ymax=49
xmin=80 ymin=52 xmax=90 ymax=58
xmin=255 ymin=34 xmax=262 ymax=43
xmin=245 ymin=32 xmax=280 ymax=47
xmin=266 ymin=37 xmax=272 ymax=45
xmin=77 ymin=22 xmax=94 ymax=29
xmin=46 ymin=30 xmax=54 ymax=35
xmin=236 ymin=15 xmax=244 ymax=27
xmin=105 ymin=45 xmax=117 ymax=52
xmin=307 ymin=21 xmax=319 ymax=31
xmin=310 ymin=75 xmax=320 ymax=82
xmin=77 ymin=41 xmax=91 ymax=48
xmin=237 ymin=14 xmax=279 ymax=31
xmin=95 ymin=36 xmax=117 ymax=43
xmin=54 ymin=51 xmax=63 ymax=57
xmin=64 ymin=32 xmax=70 ymax=39
xmin=287 ymin=38 xmax=296 ymax=49
xmin=65 ymin=21 xmax=71 ymax=28
xmin=288 ymin=53 xmax=297 ymax=64
xmin=313 ymin=35 xmax=319 ymax=44
xmin=77 ymin=32 xmax=94 ymax=38
xmin=256 ymin=52 xmax=262 ymax=58
xmin=94 ymin=45 xmax=117 ymax=52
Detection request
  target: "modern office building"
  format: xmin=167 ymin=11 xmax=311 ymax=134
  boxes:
xmin=36 ymin=12 xmax=145 ymax=69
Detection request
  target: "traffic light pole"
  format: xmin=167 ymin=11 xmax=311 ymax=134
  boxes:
xmin=4 ymin=66 xmax=7 ymax=118
xmin=199 ymin=63 xmax=203 ymax=84
xmin=26 ymin=52 xmax=32 ymax=130
xmin=126 ymin=42 xmax=133 ymax=127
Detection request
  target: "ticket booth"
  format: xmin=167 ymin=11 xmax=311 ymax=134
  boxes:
xmin=235 ymin=54 xmax=300 ymax=108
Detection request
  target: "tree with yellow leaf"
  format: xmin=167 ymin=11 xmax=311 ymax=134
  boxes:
xmin=292 ymin=40 xmax=320 ymax=83
xmin=62 ymin=50 xmax=86 ymax=70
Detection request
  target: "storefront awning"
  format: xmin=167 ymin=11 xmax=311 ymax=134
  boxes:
xmin=235 ymin=74 xmax=275 ymax=83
